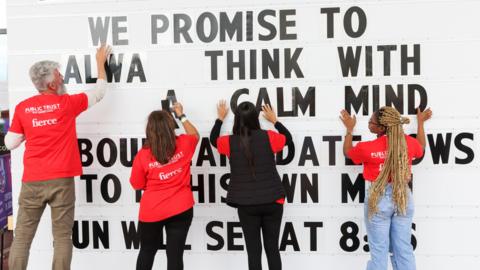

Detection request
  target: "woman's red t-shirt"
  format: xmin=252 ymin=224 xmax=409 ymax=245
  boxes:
xmin=130 ymin=134 xmax=199 ymax=222
xmin=347 ymin=135 xmax=424 ymax=181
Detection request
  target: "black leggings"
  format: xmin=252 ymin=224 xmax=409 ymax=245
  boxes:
xmin=237 ymin=203 xmax=284 ymax=270
xmin=136 ymin=208 xmax=193 ymax=270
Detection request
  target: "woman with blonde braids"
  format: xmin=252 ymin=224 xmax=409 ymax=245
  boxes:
xmin=340 ymin=106 xmax=432 ymax=270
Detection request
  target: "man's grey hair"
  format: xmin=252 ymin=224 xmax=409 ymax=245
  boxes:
xmin=29 ymin=61 xmax=60 ymax=91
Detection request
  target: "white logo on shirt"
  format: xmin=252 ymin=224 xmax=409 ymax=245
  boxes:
xmin=148 ymin=151 xmax=185 ymax=168
xmin=25 ymin=104 xmax=61 ymax=114
xmin=159 ymin=168 xmax=183 ymax=180
xmin=379 ymin=163 xmax=384 ymax=172
xmin=32 ymin=118 xmax=58 ymax=127
xmin=371 ymin=151 xmax=387 ymax=159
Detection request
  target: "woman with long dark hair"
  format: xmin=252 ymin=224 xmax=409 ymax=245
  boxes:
xmin=340 ymin=106 xmax=432 ymax=270
xmin=130 ymin=103 xmax=199 ymax=270
xmin=210 ymin=100 xmax=293 ymax=270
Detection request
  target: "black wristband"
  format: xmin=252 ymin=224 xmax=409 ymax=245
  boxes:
xmin=177 ymin=113 xmax=186 ymax=119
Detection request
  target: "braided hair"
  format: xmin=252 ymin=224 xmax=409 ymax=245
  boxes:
xmin=368 ymin=106 xmax=411 ymax=218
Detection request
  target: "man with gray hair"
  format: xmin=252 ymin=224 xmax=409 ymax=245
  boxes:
xmin=4 ymin=45 xmax=112 ymax=270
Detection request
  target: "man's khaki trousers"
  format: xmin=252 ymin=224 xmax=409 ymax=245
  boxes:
xmin=8 ymin=177 xmax=75 ymax=270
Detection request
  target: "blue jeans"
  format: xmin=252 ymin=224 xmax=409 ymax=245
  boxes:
xmin=364 ymin=184 xmax=416 ymax=270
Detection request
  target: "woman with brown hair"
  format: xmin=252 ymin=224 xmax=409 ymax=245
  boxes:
xmin=130 ymin=103 xmax=199 ymax=270
xmin=340 ymin=106 xmax=432 ymax=270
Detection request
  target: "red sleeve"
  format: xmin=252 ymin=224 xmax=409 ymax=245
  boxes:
xmin=408 ymin=136 xmax=424 ymax=159
xmin=267 ymin=130 xmax=286 ymax=153
xmin=9 ymin=105 xmax=24 ymax=135
xmin=69 ymin=93 xmax=88 ymax=117
xmin=347 ymin=142 xmax=365 ymax=164
xmin=216 ymin=135 xmax=230 ymax=157
xmin=130 ymin=153 xmax=147 ymax=190
xmin=179 ymin=134 xmax=199 ymax=153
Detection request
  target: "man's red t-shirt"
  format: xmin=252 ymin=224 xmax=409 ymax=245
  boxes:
xmin=347 ymin=135 xmax=424 ymax=181
xmin=216 ymin=130 xmax=286 ymax=204
xmin=9 ymin=93 xmax=88 ymax=182
xmin=130 ymin=134 xmax=199 ymax=222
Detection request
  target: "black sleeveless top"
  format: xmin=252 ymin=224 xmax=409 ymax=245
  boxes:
xmin=226 ymin=130 xmax=285 ymax=206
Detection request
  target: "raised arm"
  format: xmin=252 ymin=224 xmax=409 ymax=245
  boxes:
xmin=173 ymin=102 xmax=199 ymax=139
xmin=210 ymin=100 xmax=229 ymax=148
xmin=262 ymin=104 xmax=292 ymax=146
xmin=340 ymin=109 xmax=357 ymax=156
xmin=416 ymin=107 xmax=432 ymax=148
xmin=87 ymin=44 xmax=112 ymax=108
